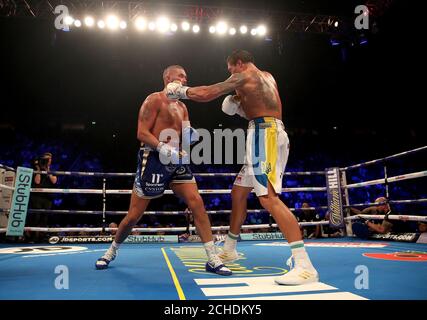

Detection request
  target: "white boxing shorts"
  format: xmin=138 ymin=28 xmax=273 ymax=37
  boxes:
xmin=234 ymin=116 xmax=290 ymax=196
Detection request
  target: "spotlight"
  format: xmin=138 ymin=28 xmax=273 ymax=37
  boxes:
xmin=84 ymin=16 xmax=95 ymax=27
xmin=64 ymin=16 xmax=74 ymax=26
xmin=334 ymin=21 xmax=339 ymax=27
xmin=250 ymin=28 xmax=257 ymax=36
xmin=148 ymin=21 xmax=156 ymax=31
xmin=181 ymin=21 xmax=190 ymax=31
xmin=240 ymin=25 xmax=247 ymax=34
xmin=229 ymin=27 xmax=236 ymax=35
xmin=119 ymin=21 xmax=127 ymax=29
xmin=106 ymin=15 xmax=119 ymax=30
xmin=170 ymin=23 xmax=178 ymax=32
xmin=135 ymin=17 xmax=146 ymax=30
xmin=209 ymin=26 xmax=216 ymax=33
xmin=257 ymin=25 xmax=266 ymax=36
xmin=192 ymin=24 xmax=200 ymax=33
xmin=157 ymin=16 xmax=170 ymax=33
xmin=216 ymin=21 xmax=227 ymax=34
xmin=97 ymin=20 xmax=105 ymax=29
xmin=74 ymin=20 xmax=82 ymax=27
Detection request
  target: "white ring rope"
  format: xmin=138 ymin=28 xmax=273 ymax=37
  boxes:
xmin=28 ymin=186 xmax=327 ymax=194
xmin=0 ymin=221 xmax=331 ymax=234
xmin=0 ymin=183 xmax=14 ymax=191
xmin=345 ymin=199 xmax=427 ymax=207
xmin=344 ymin=170 xmax=427 ymax=189
xmin=0 ymin=207 xmax=329 ymax=215
xmin=341 ymin=145 xmax=427 ymax=171
xmin=346 ymin=214 xmax=427 ymax=223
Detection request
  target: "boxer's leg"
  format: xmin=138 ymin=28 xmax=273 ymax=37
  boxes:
xmin=95 ymin=191 xmax=152 ymax=270
xmin=171 ymin=181 xmax=232 ymax=276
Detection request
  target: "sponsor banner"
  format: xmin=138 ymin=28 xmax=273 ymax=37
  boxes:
xmin=254 ymin=242 xmax=389 ymax=248
xmin=369 ymin=232 xmax=419 ymax=242
xmin=6 ymin=167 xmax=33 ymax=236
xmin=48 ymin=235 xmax=178 ymax=244
xmin=181 ymin=234 xmax=226 ymax=243
xmin=240 ymin=232 xmax=285 ymax=241
xmin=0 ymin=246 xmax=87 ymax=254
xmin=124 ymin=235 xmax=178 ymax=243
xmin=49 ymin=236 xmax=114 ymax=244
xmin=326 ymin=167 xmax=344 ymax=228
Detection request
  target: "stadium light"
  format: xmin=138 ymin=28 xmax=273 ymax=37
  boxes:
xmin=97 ymin=20 xmax=105 ymax=29
xmin=181 ymin=21 xmax=190 ymax=31
xmin=192 ymin=24 xmax=200 ymax=33
xmin=84 ymin=16 xmax=95 ymax=27
xmin=135 ymin=17 xmax=146 ymax=30
xmin=216 ymin=21 xmax=227 ymax=34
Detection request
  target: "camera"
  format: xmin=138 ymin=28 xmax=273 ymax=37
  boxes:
xmin=32 ymin=153 xmax=52 ymax=170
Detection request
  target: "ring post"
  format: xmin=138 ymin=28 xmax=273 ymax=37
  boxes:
xmin=102 ymin=178 xmax=106 ymax=233
xmin=325 ymin=168 xmax=344 ymax=230
xmin=340 ymin=169 xmax=351 ymax=236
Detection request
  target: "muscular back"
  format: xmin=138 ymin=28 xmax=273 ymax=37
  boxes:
xmin=236 ymin=70 xmax=282 ymax=120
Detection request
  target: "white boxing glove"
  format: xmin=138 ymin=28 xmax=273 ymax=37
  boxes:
xmin=166 ymin=81 xmax=189 ymax=100
xmin=157 ymin=142 xmax=188 ymax=164
xmin=222 ymin=95 xmax=248 ymax=119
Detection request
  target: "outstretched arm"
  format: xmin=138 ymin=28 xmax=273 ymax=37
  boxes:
xmin=187 ymin=73 xmax=247 ymax=102
xmin=167 ymin=73 xmax=248 ymax=102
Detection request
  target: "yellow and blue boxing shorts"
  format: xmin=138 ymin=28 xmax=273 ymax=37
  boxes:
xmin=234 ymin=117 xmax=289 ymax=196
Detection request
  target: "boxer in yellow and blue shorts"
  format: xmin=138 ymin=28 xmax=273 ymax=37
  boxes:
xmin=236 ymin=116 xmax=289 ymax=197
xmin=166 ymin=49 xmax=319 ymax=285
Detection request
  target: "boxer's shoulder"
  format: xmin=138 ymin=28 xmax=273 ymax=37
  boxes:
xmin=146 ymin=91 xmax=164 ymax=102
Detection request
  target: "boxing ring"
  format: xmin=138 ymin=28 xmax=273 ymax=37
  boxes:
xmin=0 ymin=146 xmax=426 ymax=300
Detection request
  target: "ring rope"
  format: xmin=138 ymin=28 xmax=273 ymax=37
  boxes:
xmin=2 ymin=214 xmax=425 ymax=234
xmin=0 ymin=207 xmax=329 ymax=215
xmin=343 ymin=198 xmax=427 ymax=208
xmin=0 ymin=221 xmax=330 ymax=234
xmin=0 ymin=183 xmax=14 ymax=191
xmin=27 ymin=186 xmax=327 ymax=194
xmin=0 ymin=164 xmax=16 ymax=172
xmin=346 ymin=214 xmax=427 ymax=223
xmin=344 ymin=170 xmax=427 ymax=189
xmin=341 ymin=145 xmax=427 ymax=171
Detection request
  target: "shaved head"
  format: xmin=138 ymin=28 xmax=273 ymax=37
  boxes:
xmin=162 ymin=64 xmax=187 ymax=86
xmin=163 ymin=65 xmax=185 ymax=81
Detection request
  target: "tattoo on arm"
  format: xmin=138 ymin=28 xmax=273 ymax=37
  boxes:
xmin=214 ymin=73 xmax=246 ymax=95
xmin=141 ymin=106 xmax=152 ymax=121
xmin=187 ymin=73 xmax=247 ymax=102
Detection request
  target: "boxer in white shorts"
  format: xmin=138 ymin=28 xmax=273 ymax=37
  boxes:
xmin=166 ymin=50 xmax=319 ymax=285
xmin=236 ymin=116 xmax=289 ymax=197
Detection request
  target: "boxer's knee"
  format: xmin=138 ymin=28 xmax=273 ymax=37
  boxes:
xmin=186 ymin=193 xmax=204 ymax=210
xmin=258 ymin=194 xmax=278 ymax=211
